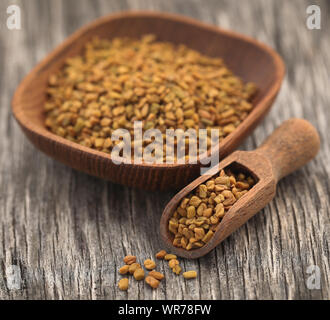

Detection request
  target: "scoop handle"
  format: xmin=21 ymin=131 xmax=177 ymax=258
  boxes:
xmin=256 ymin=118 xmax=320 ymax=182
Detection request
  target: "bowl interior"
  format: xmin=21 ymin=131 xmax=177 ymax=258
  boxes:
xmin=15 ymin=13 xmax=281 ymax=132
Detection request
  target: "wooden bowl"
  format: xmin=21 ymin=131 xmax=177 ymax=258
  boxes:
xmin=12 ymin=11 xmax=285 ymax=191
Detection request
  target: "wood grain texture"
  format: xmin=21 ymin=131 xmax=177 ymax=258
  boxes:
xmin=0 ymin=0 xmax=329 ymax=300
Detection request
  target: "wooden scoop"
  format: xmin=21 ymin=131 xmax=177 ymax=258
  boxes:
xmin=160 ymin=118 xmax=320 ymax=259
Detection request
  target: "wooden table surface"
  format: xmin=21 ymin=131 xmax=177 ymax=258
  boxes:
xmin=0 ymin=0 xmax=329 ymax=300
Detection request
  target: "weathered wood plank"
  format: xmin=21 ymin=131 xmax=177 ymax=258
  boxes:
xmin=0 ymin=0 xmax=329 ymax=300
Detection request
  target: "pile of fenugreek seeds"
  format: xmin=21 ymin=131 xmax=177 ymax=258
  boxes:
xmin=44 ymin=35 xmax=256 ymax=161
xmin=169 ymin=169 xmax=255 ymax=250
xmin=118 ymin=251 xmax=197 ymax=291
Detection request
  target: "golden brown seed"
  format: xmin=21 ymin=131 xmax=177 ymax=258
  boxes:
xmin=189 ymin=196 xmax=202 ymax=207
xmin=144 ymin=259 xmax=156 ymax=270
xmin=164 ymin=254 xmax=177 ymax=260
xmin=129 ymin=263 xmax=141 ymax=274
xmin=168 ymin=259 xmax=179 ymax=268
xmin=148 ymin=270 xmax=164 ymax=280
xmin=119 ymin=265 xmax=129 ymax=275
xmin=145 ymin=276 xmax=160 ymax=289
xmin=133 ymin=268 xmax=145 ymax=281
xmin=202 ymin=230 xmax=214 ymax=243
xmin=198 ymin=184 xmax=208 ymax=198
xmin=118 ymin=278 xmax=129 ymax=291
xmin=155 ymin=250 xmax=167 ymax=259
xmin=187 ymin=206 xmax=196 ymax=219
xmin=236 ymin=181 xmax=250 ymax=190
xmin=183 ymin=271 xmax=197 ymax=279
xmin=180 ymin=198 xmax=190 ymax=209
xmin=172 ymin=265 xmax=182 ymax=275
xmin=194 ymin=227 xmax=205 ymax=240
xmin=123 ymin=255 xmax=136 ymax=265
xmin=203 ymin=208 xmax=213 ymax=218
xmin=215 ymin=176 xmax=230 ymax=186
xmin=197 ymin=203 xmax=207 ymax=216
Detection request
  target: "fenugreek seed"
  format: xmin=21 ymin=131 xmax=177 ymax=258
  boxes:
xmin=198 ymin=184 xmax=208 ymax=198
xmin=172 ymin=265 xmax=182 ymax=275
xmin=119 ymin=265 xmax=129 ymax=275
xmin=118 ymin=278 xmax=129 ymax=291
xmin=203 ymin=208 xmax=213 ymax=218
xmin=173 ymin=237 xmax=181 ymax=247
xmin=210 ymin=216 xmax=219 ymax=224
xmin=215 ymin=176 xmax=230 ymax=186
xmin=145 ymin=276 xmax=160 ymax=289
xmin=168 ymin=259 xmax=179 ymax=268
xmin=164 ymin=254 xmax=177 ymax=260
xmin=197 ymin=203 xmax=207 ymax=216
xmin=202 ymin=230 xmax=214 ymax=243
xmin=187 ymin=206 xmax=196 ymax=219
xmin=129 ymin=263 xmax=141 ymax=274
xmin=123 ymin=255 xmax=136 ymax=265
xmin=180 ymin=198 xmax=190 ymax=209
xmin=215 ymin=203 xmax=225 ymax=217
xmin=236 ymin=181 xmax=250 ymax=190
xmin=189 ymin=196 xmax=202 ymax=207
xmin=177 ymin=207 xmax=187 ymax=217
xmin=183 ymin=271 xmax=197 ymax=279
xmin=148 ymin=270 xmax=165 ymax=280
xmin=193 ymin=241 xmax=204 ymax=248
xmin=181 ymin=236 xmax=188 ymax=248
xmin=144 ymin=259 xmax=156 ymax=270
xmin=133 ymin=268 xmax=145 ymax=281
xmin=155 ymin=250 xmax=167 ymax=259
xmin=194 ymin=227 xmax=205 ymax=240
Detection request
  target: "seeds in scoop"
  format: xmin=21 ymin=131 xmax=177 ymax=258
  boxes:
xmin=183 ymin=271 xmax=197 ymax=279
xmin=123 ymin=255 xmax=136 ymax=265
xmin=119 ymin=265 xmax=129 ymax=275
xmin=164 ymin=254 xmax=177 ymax=260
xmin=133 ymin=268 xmax=145 ymax=281
xmin=155 ymin=250 xmax=167 ymax=259
xmin=118 ymin=278 xmax=129 ymax=290
xmin=169 ymin=169 xmax=255 ymax=250
xmin=148 ymin=270 xmax=164 ymax=281
xmin=129 ymin=263 xmax=141 ymax=274
xmin=145 ymin=276 xmax=160 ymax=289
xmin=144 ymin=259 xmax=156 ymax=270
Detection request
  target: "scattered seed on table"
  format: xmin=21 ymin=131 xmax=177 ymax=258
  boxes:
xmin=145 ymin=276 xmax=160 ymax=289
xmin=118 ymin=278 xmax=129 ymax=291
xmin=144 ymin=259 xmax=156 ymax=270
xmin=128 ymin=263 xmax=141 ymax=274
xmin=164 ymin=254 xmax=177 ymax=260
xmin=119 ymin=265 xmax=129 ymax=275
xmin=155 ymin=250 xmax=167 ymax=259
xmin=148 ymin=270 xmax=165 ymax=281
xmin=123 ymin=255 xmax=136 ymax=265
xmin=183 ymin=271 xmax=197 ymax=279
xmin=133 ymin=268 xmax=145 ymax=281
